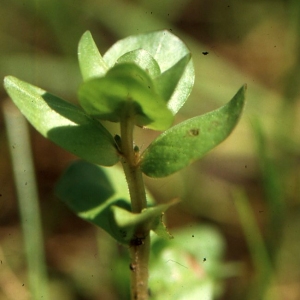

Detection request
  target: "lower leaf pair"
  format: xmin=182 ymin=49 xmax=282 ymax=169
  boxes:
xmin=55 ymin=160 xmax=175 ymax=245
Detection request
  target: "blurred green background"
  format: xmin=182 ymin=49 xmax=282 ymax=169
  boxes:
xmin=1 ymin=0 xmax=300 ymax=299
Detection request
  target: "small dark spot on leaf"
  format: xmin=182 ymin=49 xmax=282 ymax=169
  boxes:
xmin=192 ymin=235 xmax=194 ymax=237
xmin=203 ymin=257 xmax=206 ymax=262
xmin=245 ymin=165 xmax=247 ymax=168
xmin=25 ymin=182 xmax=27 ymax=185
xmin=22 ymin=283 xmax=24 ymax=286
xmin=151 ymin=11 xmax=152 ymax=14
xmin=259 ymin=210 xmax=264 ymax=213
xmin=170 ymin=28 xmax=172 ymax=31
xmin=188 ymin=128 xmax=199 ymax=136
xmin=202 ymin=51 xmax=209 ymax=55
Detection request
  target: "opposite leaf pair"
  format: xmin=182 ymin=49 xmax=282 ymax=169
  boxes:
xmin=4 ymin=30 xmax=245 ymax=178
xmin=78 ymin=31 xmax=193 ymax=131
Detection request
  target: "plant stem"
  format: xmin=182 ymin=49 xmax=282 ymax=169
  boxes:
xmin=129 ymin=235 xmax=150 ymax=300
xmin=120 ymin=103 xmax=150 ymax=300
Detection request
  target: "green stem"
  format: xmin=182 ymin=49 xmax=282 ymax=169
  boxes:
xmin=120 ymin=103 xmax=150 ymax=300
xmin=120 ymin=116 xmax=147 ymax=213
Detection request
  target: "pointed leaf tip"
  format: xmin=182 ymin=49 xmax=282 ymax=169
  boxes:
xmin=78 ymin=31 xmax=108 ymax=81
xmin=141 ymin=85 xmax=246 ymax=177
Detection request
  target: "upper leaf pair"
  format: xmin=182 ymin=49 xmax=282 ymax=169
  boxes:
xmin=77 ymin=30 xmax=194 ymax=130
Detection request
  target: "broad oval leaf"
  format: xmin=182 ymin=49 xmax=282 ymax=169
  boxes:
xmin=78 ymin=31 xmax=108 ymax=81
xmin=78 ymin=63 xmax=174 ymax=130
xmin=4 ymin=76 xmax=119 ymax=166
xmin=103 ymin=30 xmax=194 ymax=114
xmin=55 ymin=160 xmax=172 ymax=244
xmin=116 ymin=48 xmax=161 ymax=78
xmin=141 ymin=85 xmax=247 ymax=177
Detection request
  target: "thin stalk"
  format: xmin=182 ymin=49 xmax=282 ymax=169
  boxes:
xmin=3 ymin=100 xmax=49 ymax=300
xmin=119 ymin=103 xmax=150 ymax=300
xmin=233 ymin=188 xmax=276 ymax=300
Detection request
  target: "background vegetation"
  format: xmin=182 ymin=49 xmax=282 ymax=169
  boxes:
xmin=0 ymin=0 xmax=299 ymax=299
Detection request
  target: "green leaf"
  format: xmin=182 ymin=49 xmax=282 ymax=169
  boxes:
xmin=78 ymin=31 xmax=108 ymax=81
xmin=112 ymin=199 xmax=178 ymax=240
xmin=78 ymin=63 xmax=174 ymax=130
xmin=55 ymin=160 xmax=130 ymax=244
xmin=55 ymin=160 xmax=172 ymax=244
xmin=154 ymin=53 xmax=192 ymax=114
xmin=116 ymin=49 xmax=161 ymax=78
xmin=141 ymin=85 xmax=247 ymax=177
xmin=4 ymin=76 xmax=119 ymax=166
xmin=103 ymin=30 xmax=194 ymax=114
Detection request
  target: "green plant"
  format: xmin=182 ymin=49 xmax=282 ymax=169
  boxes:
xmin=3 ymin=30 xmax=246 ymax=300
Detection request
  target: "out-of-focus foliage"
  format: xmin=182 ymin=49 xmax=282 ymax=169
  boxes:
xmin=1 ymin=0 xmax=300 ymax=300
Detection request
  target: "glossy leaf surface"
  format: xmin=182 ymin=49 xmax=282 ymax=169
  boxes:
xmin=78 ymin=31 xmax=108 ymax=81
xmin=55 ymin=160 xmax=173 ymax=244
xmin=78 ymin=63 xmax=174 ymax=130
xmin=103 ymin=30 xmax=194 ymax=114
xmin=4 ymin=76 xmax=119 ymax=166
xmin=141 ymin=85 xmax=247 ymax=177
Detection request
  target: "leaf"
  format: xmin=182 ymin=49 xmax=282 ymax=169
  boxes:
xmin=78 ymin=63 xmax=174 ymax=130
xmin=141 ymin=85 xmax=247 ymax=177
xmin=154 ymin=53 xmax=193 ymax=114
xmin=112 ymin=199 xmax=178 ymax=240
xmin=78 ymin=31 xmax=108 ymax=81
xmin=4 ymin=76 xmax=119 ymax=166
xmin=103 ymin=30 xmax=195 ymax=114
xmin=55 ymin=160 xmax=173 ymax=244
xmin=116 ymin=48 xmax=161 ymax=78
xmin=55 ymin=160 xmax=130 ymax=244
